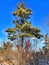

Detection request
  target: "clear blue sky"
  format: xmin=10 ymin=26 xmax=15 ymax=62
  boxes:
xmin=0 ymin=0 xmax=49 ymax=42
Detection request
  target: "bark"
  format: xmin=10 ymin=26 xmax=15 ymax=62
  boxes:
xmin=21 ymin=37 xmax=24 ymax=47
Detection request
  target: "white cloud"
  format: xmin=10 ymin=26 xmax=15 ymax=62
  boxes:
xmin=41 ymin=40 xmax=45 ymax=43
xmin=31 ymin=37 xmax=37 ymax=40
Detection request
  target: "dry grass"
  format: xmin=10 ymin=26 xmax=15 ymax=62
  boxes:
xmin=0 ymin=46 xmax=33 ymax=65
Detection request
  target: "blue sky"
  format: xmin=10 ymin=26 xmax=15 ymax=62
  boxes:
xmin=0 ymin=0 xmax=49 ymax=42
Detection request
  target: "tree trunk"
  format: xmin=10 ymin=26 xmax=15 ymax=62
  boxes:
xmin=21 ymin=36 xmax=24 ymax=47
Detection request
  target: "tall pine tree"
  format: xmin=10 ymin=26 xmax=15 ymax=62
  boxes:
xmin=5 ymin=2 xmax=43 ymax=47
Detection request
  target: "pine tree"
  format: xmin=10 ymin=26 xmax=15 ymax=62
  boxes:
xmin=5 ymin=2 xmax=43 ymax=47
